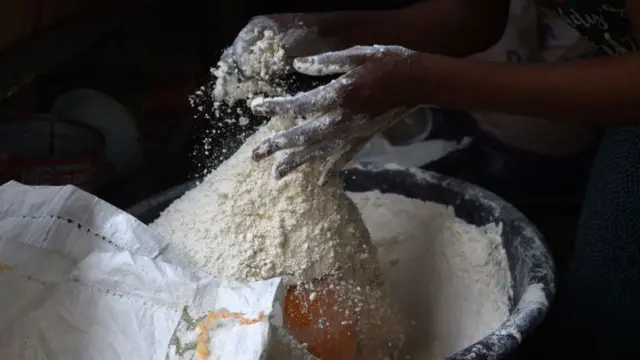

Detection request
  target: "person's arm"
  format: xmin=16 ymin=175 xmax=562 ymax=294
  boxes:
xmin=406 ymin=0 xmax=640 ymax=124
xmin=416 ymin=53 xmax=640 ymax=124
xmin=305 ymin=0 xmax=510 ymax=57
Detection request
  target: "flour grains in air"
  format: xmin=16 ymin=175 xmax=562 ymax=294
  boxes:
xmin=152 ymin=30 xmax=402 ymax=359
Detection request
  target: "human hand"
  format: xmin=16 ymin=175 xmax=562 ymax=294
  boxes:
xmin=250 ymin=45 xmax=423 ymax=184
xmin=221 ymin=14 xmax=341 ymax=79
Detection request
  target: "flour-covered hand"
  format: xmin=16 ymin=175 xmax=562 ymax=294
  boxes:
xmin=250 ymin=45 xmax=423 ymax=184
xmin=222 ymin=14 xmax=340 ymax=79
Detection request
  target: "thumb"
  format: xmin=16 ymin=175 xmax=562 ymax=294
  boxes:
xmin=293 ymin=45 xmax=381 ymax=76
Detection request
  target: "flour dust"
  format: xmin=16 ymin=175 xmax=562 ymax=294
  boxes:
xmin=189 ymin=30 xmax=290 ymax=179
xmin=153 ymin=30 xmax=402 ymax=359
xmin=156 ymin=28 xmax=512 ymax=360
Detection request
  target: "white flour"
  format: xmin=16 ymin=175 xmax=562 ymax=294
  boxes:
xmin=212 ymin=29 xmax=288 ymax=104
xmin=155 ymin=30 xmax=511 ymax=359
xmin=151 ymin=114 xmax=376 ymax=283
xmin=156 ymin=30 xmax=381 ymax=286
xmin=347 ymin=190 xmax=512 ymax=359
xmin=152 ymin=113 xmax=400 ymax=358
xmin=187 ymin=29 xmax=291 ymax=176
xmin=153 ymin=30 xmax=401 ymax=359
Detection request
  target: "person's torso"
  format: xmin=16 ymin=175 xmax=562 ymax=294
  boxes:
xmin=472 ymin=0 xmax=637 ymax=156
xmin=471 ymin=0 xmax=598 ymax=156
xmin=540 ymin=0 xmax=638 ymax=55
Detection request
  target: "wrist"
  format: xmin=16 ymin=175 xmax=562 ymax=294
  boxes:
xmin=403 ymin=52 xmax=456 ymax=107
xmin=406 ymin=53 xmax=502 ymax=111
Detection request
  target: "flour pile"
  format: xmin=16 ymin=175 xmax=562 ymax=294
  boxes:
xmin=153 ymin=29 xmax=512 ymax=360
xmin=152 ymin=114 xmax=378 ymax=283
xmin=151 ymin=30 xmax=401 ymax=359
xmin=212 ymin=30 xmax=287 ymax=104
xmin=348 ymin=190 xmax=512 ymax=359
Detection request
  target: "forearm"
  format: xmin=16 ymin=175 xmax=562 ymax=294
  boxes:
xmin=307 ymin=0 xmax=508 ymax=57
xmin=417 ymin=53 xmax=640 ymax=124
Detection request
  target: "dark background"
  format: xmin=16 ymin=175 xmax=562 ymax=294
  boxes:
xmin=0 ymin=0 xmax=421 ymax=208
xmin=0 ymin=0 xmax=580 ymax=302
xmin=0 ymin=2 xmax=583 ymax=358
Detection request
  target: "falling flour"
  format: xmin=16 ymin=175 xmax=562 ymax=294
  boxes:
xmin=188 ymin=29 xmax=293 ymax=176
xmin=151 ymin=114 xmax=377 ymax=283
xmin=152 ymin=113 xmax=400 ymax=358
xmin=347 ymin=190 xmax=512 ymax=359
xmin=154 ymin=29 xmax=511 ymax=359
xmin=212 ymin=29 xmax=288 ymax=104
xmin=152 ymin=30 xmax=401 ymax=359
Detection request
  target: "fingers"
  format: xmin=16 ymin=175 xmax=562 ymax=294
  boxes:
xmin=278 ymin=28 xmax=314 ymax=54
xmin=231 ymin=30 xmax=262 ymax=77
xmin=231 ymin=17 xmax=279 ymax=76
xmin=252 ymin=112 xmax=340 ymax=161
xmin=293 ymin=45 xmax=385 ymax=76
xmin=250 ymin=46 xmax=391 ymax=117
xmin=250 ymin=80 xmax=344 ymax=117
xmin=285 ymin=37 xmax=343 ymax=59
xmin=274 ymin=140 xmax=341 ymax=179
xmin=318 ymin=139 xmax=369 ymax=186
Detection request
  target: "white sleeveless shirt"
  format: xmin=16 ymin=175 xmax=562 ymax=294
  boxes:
xmin=470 ymin=1 xmax=599 ymax=156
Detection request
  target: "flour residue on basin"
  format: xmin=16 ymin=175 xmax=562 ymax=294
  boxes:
xmin=347 ymin=191 xmax=513 ymax=359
